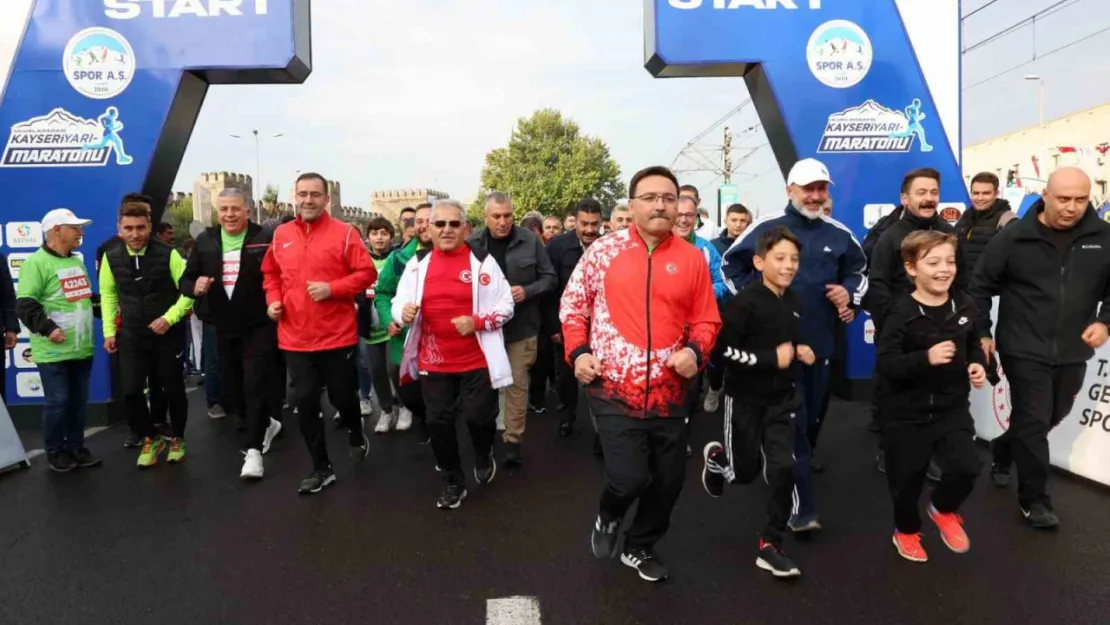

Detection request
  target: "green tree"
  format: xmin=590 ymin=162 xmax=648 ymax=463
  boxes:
xmin=166 ymin=196 xmax=194 ymax=241
xmin=472 ymin=109 xmax=623 ymax=220
xmin=263 ymin=183 xmax=279 ymax=206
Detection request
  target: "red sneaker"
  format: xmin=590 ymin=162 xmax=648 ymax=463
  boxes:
xmin=892 ymin=531 xmax=928 ymax=562
xmin=928 ymin=504 xmax=970 ymax=553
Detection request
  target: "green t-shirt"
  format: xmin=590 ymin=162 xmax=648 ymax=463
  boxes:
xmin=366 ymin=254 xmax=390 ymax=345
xmin=16 ymin=247 xmax=95 ymax=363
xmin=221 ymin=228 xmax=246 ymax=252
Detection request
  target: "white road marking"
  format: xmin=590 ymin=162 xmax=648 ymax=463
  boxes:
xmin=486 ymin=596 xmax=542 ymax=625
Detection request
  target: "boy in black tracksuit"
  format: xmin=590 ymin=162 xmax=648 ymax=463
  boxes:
xmin=877 ymin=231 xmax=985 ymax=563
xmin=701 ymin=227 xmax=811 ymax=579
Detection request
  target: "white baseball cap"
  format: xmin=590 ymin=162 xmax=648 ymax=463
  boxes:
xmin=787 ymin=158 xmax=834 ymax=186
xmin=41 ymin=208 xmax=93 ymax=231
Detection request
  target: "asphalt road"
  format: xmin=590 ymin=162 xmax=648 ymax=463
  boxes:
xmin=2 ymin=393 xmax=1108 ymax=624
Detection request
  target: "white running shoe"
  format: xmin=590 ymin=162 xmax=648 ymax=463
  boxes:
xmin=395 ymin=407 xmax=413 ymax=431
xmin=360 ymin=398 xmax=374 ymax=416
xmin=262 ymin=418 xmax=282 ymax=454
xmin=373 ymin=409 xmax=395 ymax=434
xmin=241 ymin=449 xmax=264 ymax=479
xmin=703 ymin=388 xmax=721 ymax=413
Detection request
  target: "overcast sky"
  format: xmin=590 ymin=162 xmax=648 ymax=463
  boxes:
xmin=139 ymin=0 xmax=1110 ymax=216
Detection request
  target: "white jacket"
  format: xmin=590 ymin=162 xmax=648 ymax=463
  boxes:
xmin=392 ymin=246 xmax=515 ymax=389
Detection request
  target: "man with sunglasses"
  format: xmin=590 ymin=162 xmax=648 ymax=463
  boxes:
xmin=262 ymin=172 xmax=377 ymax=495
xmin=468 ymin=192 xmax=556 ymax=467
xmin=561 ymin=166 xmax=721 ymax=582
xmin=393 ymin=200 xmax=515 ymax=510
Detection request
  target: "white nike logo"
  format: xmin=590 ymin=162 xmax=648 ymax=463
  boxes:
xmin=175 ymin=352 xmax=183 ymax=358
xmin=823 ymin=246 xmax=832 ymax=253
xmin=283 ymin=242 xmax=293 ymax=248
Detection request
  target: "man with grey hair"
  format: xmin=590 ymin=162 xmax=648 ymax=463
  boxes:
xmin=180 ymin=187 xmax=284 ymax=480
xmin=610 ymin=201 xmax=632 ymax=232
xmin=469 ymin=192 xmax=556 ymax=467
xmin=394 ymin=199 xmax=515 ymax=509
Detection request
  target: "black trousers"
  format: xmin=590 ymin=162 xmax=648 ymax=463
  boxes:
xmin=119 ymin=327 xmax=187 ymax=439
xmin=286 ymin=346 xmax=362 ymax=471
xmin=389 ymin=358 xmax=426 ymax=424
xmin=421 ymin=368 xmax=498 ymax=484
xmin=529 ymin=333 xmax=554 ymax=409
xmin=217 ymin=324 xmax=280 ymax=451
xmin=993 ymin=356 xmax=1086 ymax=510
xmin=713 ymin=392 xmax=795 ymax=545
xmin=363 ymin=341 xmax=394 ymax=413
xmin=706 ymin=351 xmax=725 ymax=392
xmin=882 ymin=414 xmax=981 ymax=534
xmin=596 ymin=412 xmax=687 ymax=550
xmin=554 ymin=351 xmax=579 ymax=424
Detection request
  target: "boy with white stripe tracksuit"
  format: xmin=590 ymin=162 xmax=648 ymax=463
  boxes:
xmin=722 ymin=161 xmax=868 ymax=528
xmin=703 ymin=226 xmax=810 ymax=578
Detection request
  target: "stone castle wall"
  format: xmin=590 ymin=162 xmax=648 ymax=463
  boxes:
xmin=193 ymin=171 xmax=254 ymax=224
xmin=370 ymin=188 xmax=448 ymax=223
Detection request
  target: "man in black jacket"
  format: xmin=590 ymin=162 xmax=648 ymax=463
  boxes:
xmin=953 ymin=172 xmax=1016 ymax=272
xmin=180 ymin=188 xmax=283 ymax=479
xmin=709 ymin=203 xmax=752 ymax=257
xmin=0 ymin=253 xmax=18 ymax=401
xmin=970 ymin=167 xmax=1110 ymax=529
xmin=544 ymin=199 xmax=603 ymax=446
xmin=468 ymin=192 xmax=557 ymax=467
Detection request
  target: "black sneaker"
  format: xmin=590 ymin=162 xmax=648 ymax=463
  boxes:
xmin=436 ymin=482 xmax=467 ymax=509
xmin=593 ymin=434 xmax=603 ymax=458
xmin=1022 ymin=503 xmax=1060 ymax=530
xmin=70 ymin=448 xmax=103 ymax=468
xmin=349 ymin=420 xmax=369 ymax=462
xmin=756 ymin=539 xmax=801 ymax=578
xmin=416 ymin=422 xmax=431 ymax=445
xmin=47 ymin=451 xmax=76 ymax=473
xmin=926 ymin=458 xmax=942 ymax=483
xmin=590 ymin=515 xmax=620 ymax=559
xmin=558 ymin=421 xmax=573 ymax=437
xmin=504 ymin=442 xmax=522 ymax=468
xmin=620 ymin=547 xmax=668 ymax=582
xmin=876 ymin=450 xmax=886 ymax=474
xmin=123 ymin=431 xmax=142 ymax=449
xmin=811 ymin=453 xmax=825 ymax=474
xmin=475 ymin=449 xmax=496 ymax=484
xmin=298 ymin=468 xmax=337 ymax=494
xmin=989 ymin=463 xmax=1011 ymax=487
xmin=701 ymin=442 xmax=726 ymax=498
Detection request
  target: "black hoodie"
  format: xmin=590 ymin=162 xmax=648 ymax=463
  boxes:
xmin=953 ymin=198 xmax=1015 ymax=273
xmin=970 ymin=199 xmax=1110 ymax=366
xmin=713 ymin=281 xmax=802 ymax=402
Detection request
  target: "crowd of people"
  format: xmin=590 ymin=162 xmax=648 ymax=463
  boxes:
xmin=5 ymin=159 xmax=1109 ymax=583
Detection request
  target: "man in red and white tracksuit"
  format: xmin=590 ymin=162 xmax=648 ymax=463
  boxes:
xmin=561 ymin=166 xmax=721 ymax=583
xmin=393 ymin=200 xmax=514 ymax=510
xmin=262 ymin=173 xmax=377 ymax=495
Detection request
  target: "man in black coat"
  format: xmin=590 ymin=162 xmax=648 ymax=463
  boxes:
xmin=970 ymin=167 xmax=1110 ymax=529
xmin=179 ymin=188 xmax=283 ymax=480
xmin=953 ymin=171 xmax=1016 ymax=273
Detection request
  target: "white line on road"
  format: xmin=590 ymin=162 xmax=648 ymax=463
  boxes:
xmin=486 ymin=596 xmax=542 ymax=625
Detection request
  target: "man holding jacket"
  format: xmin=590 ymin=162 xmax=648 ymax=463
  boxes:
xmin=180 ymin=188 xmax=283 ymax=480
xmin=468 ymin=192 xmax=556 ymax=467
xmin=722 ymin=158 xmax=868 ymax=530
xmin=971 ymin=167 xmax=1110 ymax=529
xmin=262 ymin=172 xmax=377 ymax=495
xmin=394 ymin=199 xmax=515 ymax=509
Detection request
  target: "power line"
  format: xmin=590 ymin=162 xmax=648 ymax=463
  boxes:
xmin=963 ymin=22 xmax=1110 ymax=91
xmin=963 ymin=0 xmax=1078 ymax=54
xmin=961 ymin=0 xmax=1001 ymax=21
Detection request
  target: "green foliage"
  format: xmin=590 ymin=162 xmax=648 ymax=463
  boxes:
xmin=263 ymin=184 xmax=279 ymax=206
xmin=166 ymin=196 xmax=194 ymax=242
xmin=474 ymin=109 xmax=623 ymax=220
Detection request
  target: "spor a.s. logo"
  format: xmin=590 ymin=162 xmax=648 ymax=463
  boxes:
xmin=806 ymin=20 xmax=871 ymax=89
xmin=63 ymin=27 xmax=135 ymax=100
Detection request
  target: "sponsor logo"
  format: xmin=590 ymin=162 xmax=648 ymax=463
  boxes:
xmin=104 ymin=0 xmax=270 ymax=19
xmin=863 ymin=318 xmax=875 ymax=344
xmin=459 ymin=269 xmax=473 ymax=284
xmin=863 ymin=203 xmax=896 ymax=229
xmin=958 ymin=316 xmax=968 ymax=326
xmin=668 ymin=0 xmax=821 ymax=9
xmin=17 ymin=372 xmax=43 ymax=398
xmin=806 ymin=20 xmax=871 ymax=89
xmin=478 ymin=272 xmax=491 ymax=286
xmin=7 ymin=253 xmax=29 ymax=279
xmin=2 ymin=107 xmax=134 ymax=167
xmin=939 ymin=204 xmax=962 ymax=224
xmin=15 ymin=344 xmax=34 ymax=369
xmin=63 ymin=27 xmax=135 ymax=100
xmin=5 ymin=222 xmax=43 ymax=248
xmin=817 ymin=99 xmax=934 ymax=154
xmin=1082 ymin=244 xmax=1102 ymax=250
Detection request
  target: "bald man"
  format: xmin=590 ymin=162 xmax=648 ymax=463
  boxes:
xmin=971 ymin=167 xmax=1110 ymax=530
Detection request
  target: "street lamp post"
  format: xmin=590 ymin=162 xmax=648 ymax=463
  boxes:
xmin=1024 ymin=74 xmax=1044 ymax=127
xmin=231 ymin=130 xmax=284 ymax=222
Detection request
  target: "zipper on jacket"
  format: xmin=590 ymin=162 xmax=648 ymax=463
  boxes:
xmin=644 ymin=247 xmax=653 ymax=418
xmin=1054 ymin=249 xmax=1071 ymax=360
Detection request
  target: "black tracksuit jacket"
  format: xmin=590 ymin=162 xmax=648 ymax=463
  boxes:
xmin=712 ymin=281 xmax=802 ymax=403
xmin=876 ymin=291 xmax=986 ymax=423
xmin=178 ymin=223 xmax=273 ymax=336
xmin=970 ymin=200 xmax=1110 ymax=366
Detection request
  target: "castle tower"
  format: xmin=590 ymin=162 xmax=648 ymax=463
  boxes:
xmin=193 ymin=172 xmax=254 ymax=224
xmin=370 ymin=188 xmax=449 ymax=223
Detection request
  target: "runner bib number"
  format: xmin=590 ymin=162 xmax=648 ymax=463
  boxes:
xmin=56 ymin=266 xmax=92 ymax=302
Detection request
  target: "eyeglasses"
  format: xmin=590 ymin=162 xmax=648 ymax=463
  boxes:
xmin=676 ymin=212 xmax=697 ymax=220
xmin=633 ymin=193 xmax=679 ymax=207
xmin=433 ymin=220 xmax=462 ymax=229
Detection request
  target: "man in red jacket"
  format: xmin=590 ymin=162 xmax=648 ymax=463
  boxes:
xmin=262 ymin=172 xmax=377 ymax=494
xmin=560 ymin=165 xmax=721 ymax=583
